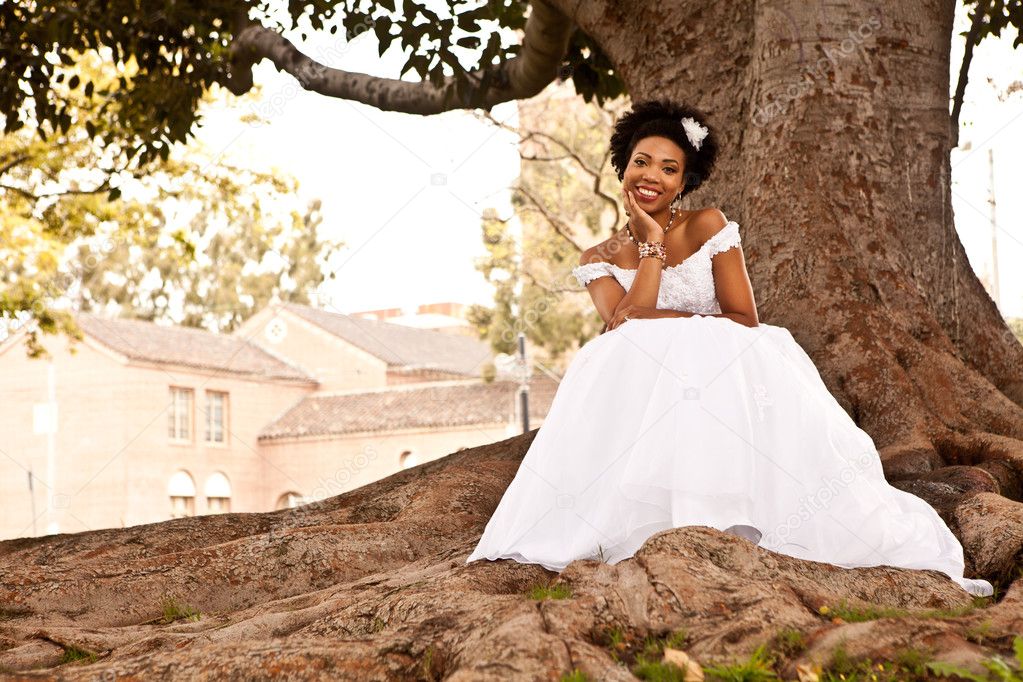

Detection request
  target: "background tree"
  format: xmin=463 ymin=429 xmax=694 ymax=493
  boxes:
xmin=0 ymin=48 xmax=342 ymax=356
xmin=71 ymin=192 xmax=337 ymax=333
xmin=4 ymin=0 xmax=1023 ymax=586
xmin=467 ymin=87 xmax=627 ymax=370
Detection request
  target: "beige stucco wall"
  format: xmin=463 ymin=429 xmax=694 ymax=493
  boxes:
xmin=0 ymin=332 xmax=126 ymax=540
xmin=0 ymin=330 xmax=315 ymax=540
xmin=258 ymin=416 xmax=546 ymax=510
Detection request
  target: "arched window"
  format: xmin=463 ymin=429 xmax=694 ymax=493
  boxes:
xmin=399 ymin=450 xmax=420 ymax=469
xmin=276 ymin=491 xmax=304 ymax=510
xmin=168 ymin=470 xmax=196 ymax=519
xmin=204 ymin=471 xmax=232 ymax=514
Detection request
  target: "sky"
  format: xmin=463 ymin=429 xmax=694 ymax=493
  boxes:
xmin=190 ymin=17 xmax=522 ymax=318
xmin=949 ymin=5 xmax=1023 ymax=317
xmin=189 ymin=3 xmax=1023 ymax=319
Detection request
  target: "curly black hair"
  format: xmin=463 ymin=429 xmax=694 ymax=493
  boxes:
xmin=609 ymin=99 xmax=719 ymax=199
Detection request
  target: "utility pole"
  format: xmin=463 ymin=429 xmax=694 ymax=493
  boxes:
xmin=27 ymin=467 xmax=37 ymax=536
xmin=494 ymin=205 xmax=531 ymax=435
xmin=517 ymin=331 xmax=530 ymax=433
xmin=986 ymin=148 xmax=1000 ymax=308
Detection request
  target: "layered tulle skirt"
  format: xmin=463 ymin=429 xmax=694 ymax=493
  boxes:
xmin=466 ymin=314 xmax=993 ymax=597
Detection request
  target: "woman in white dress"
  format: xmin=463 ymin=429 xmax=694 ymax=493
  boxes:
xmin=465 ymin=99 xmax=994 ymax=598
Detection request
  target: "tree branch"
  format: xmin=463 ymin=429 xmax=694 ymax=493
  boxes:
xmin=225 ymin=1 xmax=575 ymax=114
xmin=476 ymin=108 xmax=621 ymax=219
xmin=951 ymin=0 xmax=992 ymax=147
xmin=0 ymin=153 xmax=33 ymax=177
xmin=0 ymin=177 xmax=113 ymax=200
xmin=513 ymin=184 xmax=588 ymax=252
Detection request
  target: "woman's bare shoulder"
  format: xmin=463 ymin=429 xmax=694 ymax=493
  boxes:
xmin=685 ymin=207 xmax=729 ymax=244
xmin=579 ymin=231 xmax=627 ymax=266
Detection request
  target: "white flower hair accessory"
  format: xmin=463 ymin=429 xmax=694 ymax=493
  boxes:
xmin=680 ymin=116 xmax=709 ymax=151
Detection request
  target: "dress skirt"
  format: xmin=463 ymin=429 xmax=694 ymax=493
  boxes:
xmin=466 ymin=314 xmax=994 ymax=598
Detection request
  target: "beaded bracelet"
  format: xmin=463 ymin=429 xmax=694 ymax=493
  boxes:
xmin=638 ymin=240 xmax=666 ymax=265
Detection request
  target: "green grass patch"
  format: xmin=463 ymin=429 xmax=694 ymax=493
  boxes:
xmin=589 ymin=624 xmax=693 ymax=676
xmin=769 ymin=627 xmax=807 ymax=658
xmin=526 ymin=580 xmax=573 ymax=600
xmin=928 ymin=635 xmax=1023 ymax=682
xmin=59 ymin=643 xmax=97 ymax=665
xmin=817 ymin=597 xmax=986 ymax=623
xmin=160 ymin=595 xmax=201 ymax=623
xmin=632 ymin=657 xmax=692 ymax=681
xmin=966 ymin=619 xmax=995 ymax=645
xmin=820 ymin=644 xmax=935 ymax=681
xmin=702 ymin=644 xmax=779 ymax=681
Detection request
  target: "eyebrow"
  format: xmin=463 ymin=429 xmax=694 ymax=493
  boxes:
xmin=634 ymin=152 xmax=679 ymax=165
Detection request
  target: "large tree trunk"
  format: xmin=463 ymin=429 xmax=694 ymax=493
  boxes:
xmin=228 ymin=0 xmax=1023 ymax=587
xmin=563 ymin=0 xmax=1023 ymax=585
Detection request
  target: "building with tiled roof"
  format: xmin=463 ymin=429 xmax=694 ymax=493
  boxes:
xmin=273 ymin=302 xmax=490 ymax=378
xmin=259 ymin=377 xmax=558 ymax=441
xmin=74 ymin=313 xmax=314 ymax=382
xmin=0 ymin=303 xmax=558 ymax=540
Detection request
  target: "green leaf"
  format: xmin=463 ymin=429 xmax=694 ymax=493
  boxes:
xmin=926 ymin=661 xmax=987 ymax=682
xmin=374 ymin=16 xmax=393 ymax=55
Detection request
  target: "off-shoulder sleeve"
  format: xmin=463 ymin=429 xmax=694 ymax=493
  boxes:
xmin=571 ymin=261 xmax=614 ymax=286
xmin=706 ymin=221 xmax=741 ymax=258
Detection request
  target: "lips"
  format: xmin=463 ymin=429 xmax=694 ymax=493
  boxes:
xmin=634 ymin=186 xmax=661 ymax=200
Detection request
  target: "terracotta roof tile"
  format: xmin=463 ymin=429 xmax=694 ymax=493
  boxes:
xmin=279 ymin=303 xmax=492 ymax=377
xmin=75 ymin=313 xmax=315 ymax=382
xmin=258 ymin=375 xmax=560 ymax=440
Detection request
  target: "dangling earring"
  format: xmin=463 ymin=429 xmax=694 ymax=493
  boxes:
xmin=666 ymin=191 xmax=684 ymax=231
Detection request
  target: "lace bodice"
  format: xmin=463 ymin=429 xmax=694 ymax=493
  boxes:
xmin=571 ymin=219 xmax=742 ymax=315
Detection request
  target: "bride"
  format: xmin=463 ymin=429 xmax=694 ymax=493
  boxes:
xmin=465 ymin=99 xmax=994 ymax=598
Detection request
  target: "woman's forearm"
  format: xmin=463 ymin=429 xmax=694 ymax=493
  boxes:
xmin=612 ymin=258 xmax=663 ymax=314
xmin=658 ymin=309 xmax=759 ymax=328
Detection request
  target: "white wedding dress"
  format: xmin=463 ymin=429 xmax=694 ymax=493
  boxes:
xmin=466 ymin=217 xmax=994 ymax=597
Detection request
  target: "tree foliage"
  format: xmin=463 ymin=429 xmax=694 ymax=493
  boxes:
xmin=0 ymin=50 xmax=342 ymax=356
xmin=0 ymin=1 xmax=624 ymax=166
xmin=466 ymin=91 xmax=630 ymax=371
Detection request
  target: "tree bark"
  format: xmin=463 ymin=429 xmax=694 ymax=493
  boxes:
xmin=559 ymin=0 xmax=1023 ymax=586
xmin=226 ymin=0 xmax=574 ymax=111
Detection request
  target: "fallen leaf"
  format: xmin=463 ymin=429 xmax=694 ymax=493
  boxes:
xmin=663 ymin=647 xmax=705 ymax=681
xmin=796 ymin=662 xmax=821 ymax=681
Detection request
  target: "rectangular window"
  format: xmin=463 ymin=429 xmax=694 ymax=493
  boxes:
xmin=168 ymin=387 xmax=193 ymax=441
xmin=205 ymin=391 xmax=228 ymax=443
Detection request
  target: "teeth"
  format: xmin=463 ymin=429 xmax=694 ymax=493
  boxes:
xmin=637 ymin=188 xmax=659 ymax=197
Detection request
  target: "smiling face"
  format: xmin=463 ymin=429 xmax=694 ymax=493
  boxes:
xmin=623 ymin=135 xmax=687 ymax=214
